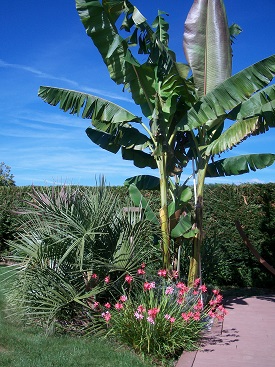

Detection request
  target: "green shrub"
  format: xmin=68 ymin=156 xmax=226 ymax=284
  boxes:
xmin=100 ymin=269 xmax=226 ymax=360
xmin=5 ymin=184 xmax=160 ymax=332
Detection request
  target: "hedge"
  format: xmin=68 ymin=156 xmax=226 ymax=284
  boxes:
xmin=0 ymin=184 xmax=274 ymax=287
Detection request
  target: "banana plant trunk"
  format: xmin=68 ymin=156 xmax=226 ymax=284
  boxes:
xmin=188 ymin=163 xmax=207 ymax=286
xmin=159 ymin=151 xmax=170 ymax=270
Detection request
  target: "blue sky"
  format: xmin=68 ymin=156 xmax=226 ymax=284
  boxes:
xmin=1 ymin=0 xmax=275 ymax=187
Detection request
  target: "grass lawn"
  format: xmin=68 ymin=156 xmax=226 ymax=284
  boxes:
xmin=0 ymin=266 xmax=154 ymax=367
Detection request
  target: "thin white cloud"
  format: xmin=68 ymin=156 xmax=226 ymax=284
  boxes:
xmin=0 ymin=58 xmax=134 ymax=104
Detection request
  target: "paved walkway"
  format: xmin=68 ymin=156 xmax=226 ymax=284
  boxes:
xmin=176 ymin=294 xmax=275 ymax=367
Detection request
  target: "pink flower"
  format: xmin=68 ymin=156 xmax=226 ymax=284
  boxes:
xmin=194 ymin=300 xmax=203 ymax=311
xmin=165 ymin=286 xmax=174 ymax=295
xmin=104 ymin=275 xmax=110 ymax=283
xmin=177 ymin=297 xmax=184 ymax=304
xmin=147 ymin=316 xmax=155 ymax=324
xmin=169 ymin=317 xmax=176 ymax=323
xmin=213 ymin=289 xmax=220 ymax=296
xmin=193 ymin=278 xmax=201 ymax=288
xmin=134 ymin=312 xmax=144 ymax=320
xmin=176 ymin=282 xmax=189 ymax=294
xmin=101 ymin=311 xmax=111 ymax=323
xmin=208 ymin=310 xmax=216 ymax=318
xmin=125 ymin=274 xmax=133 ymax=284
xmin=114 ymin=302 xmax=124 ymax=310
xmin=91 ymin=273 xmax=98 ymax=279
xmin=216 ymin=294 xmax=223 ymax=304
xmin=141 ymin=262 xmax=146 ymax=269
xmin=143 ymin=282 xmax=155 ymax=291
xmin=119 ymin=295 xmax=127 ymax=302
xmin=93 ymin=301 xmax=100 ymax=309
xmin=199 ymin=284 xmax=207 ymax=293
xmin=137 ymin=305 xmax=146 ymax=313
xmin=181 ymin=313 xmax=190 ymax=321
xmin=164 ymin=314 xmax=171 ymax=320
xmin=104 ymin=302 xmax=111 ymax=309
xmin=158 ymin=269 xmax=167 ymax=277
xmin=216 ymin=305 xmax=227 ymax=320
xmin=193 ymin=312 xmax=201 ymax=321
xmin=209 ymin=299 xmax=217 ymax=307
xmin=193 ymin=290 xmax=199 ymax=295
xmin=172 ymin=270 xmax=179 ymax=279
xmin=137 ymin=268 xmax=146 ymax=275
xmin=148 ymin=307 xmax=160 ymax=319
xmin=218 ymin=305 xmax=227 ymax=313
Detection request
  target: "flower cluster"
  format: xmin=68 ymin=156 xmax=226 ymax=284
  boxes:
xmin=86 ymin=265 xmax=227 ymax=358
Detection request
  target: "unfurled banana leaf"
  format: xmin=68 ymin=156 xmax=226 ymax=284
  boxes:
xmin=128 ymin=184 xmax=159 ymax=225
xmin=206 ymin=84 xmax=275 ymax=155
xmin=177 ymin=55 xmax=275 ymax=131
xmin=170 ymin=212 xmax=197 ymax=239
xmin=122 ymin=147 xmax=157 ymax=169
xmin=38 ymin=86 xmax=141 ymax=124
xmin=228 ymin=84 xmax=275 ymax=122
xmin=124 ymin=175 xmax=160 ymax=190
xmin=206 ymin=154 xmax=275 ymax=177
xmin=86 ymin=124 xmax=150 ymax=151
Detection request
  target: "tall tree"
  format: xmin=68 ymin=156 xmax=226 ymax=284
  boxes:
xmin=0 ymin=162 xmax=15 ymax=187
xmin=38 ymin=0 xmax=275 ymax=282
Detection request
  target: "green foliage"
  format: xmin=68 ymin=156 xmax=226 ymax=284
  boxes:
xmin=1 ymin=183 xmax=275 ymax=288
xmin=0 ymin=162 xmax=15 ymax=187
xmin=5 ymin=184 xmax=159 ymax=331
xmin=102 ymin=271 xmax=225 ymax=360
xmin=202 ymin=184 xmax=275 ymax=287
xmin=0 ymin=186 xmax=25 ymax=254
xmin=37 ymin=1 xmax=275 ymax=282
xmin=0 ymin=266 xmax=152 ymax=367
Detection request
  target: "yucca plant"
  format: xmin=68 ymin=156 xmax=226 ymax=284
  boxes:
xmin=6 ymin=182 xmax=159 ymax=333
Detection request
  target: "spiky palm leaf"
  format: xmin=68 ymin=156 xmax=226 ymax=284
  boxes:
xmin=8 ymin=184 xmax=157 ymax=331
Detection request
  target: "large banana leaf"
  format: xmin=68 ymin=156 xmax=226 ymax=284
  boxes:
xmin=124 ymin=175 xmax=160 ymax=190
xmin=206 ymin=154 xmax=275 ymax=177
xmin=206 ymin=85 xmax=275 ymax=156
xmin=76 ymin=0 xmax=138 ymax=85
xmin=177 ymin=55 xmax=275 ymax=131
xmin=128 ymin=184 xmax=159 ymax=225
xmin=184 ymin=0 xmax=231 ymax=96
xmin=75 ymin=0 xmax=191 ymax=120
xmin=75 ymin=0 xmax=155 ymax=117
xmin=228 ymin=84 xmax=275 ymax=122
xmin=122 ymin=147 xmax=157 ymax=169
xmin=170 ymin=213 xmax=198 ymax=239
xmin=38 ymin=86 xmax=141 ymax=125
xmin=86 ymin=124 xmax=150 ymax=152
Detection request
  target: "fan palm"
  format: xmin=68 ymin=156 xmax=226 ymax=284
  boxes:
xmin=7 ymin=183 xmax=158 ymax=331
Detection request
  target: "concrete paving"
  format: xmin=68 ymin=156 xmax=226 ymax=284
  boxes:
xmin=176 ymin=294 xmax=275 ymax=367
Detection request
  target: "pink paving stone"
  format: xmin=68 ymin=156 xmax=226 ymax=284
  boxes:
xmin=176 ymin=294 xmax=275 ymax=367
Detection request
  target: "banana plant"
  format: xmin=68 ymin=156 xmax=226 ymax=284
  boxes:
xmin=182 ymin=0 xmax=275 ymax=284
xmin=39 ymin=0 xmax=198 ymax=272
xmin=38 ymin=0 xmax=275 ymax=282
